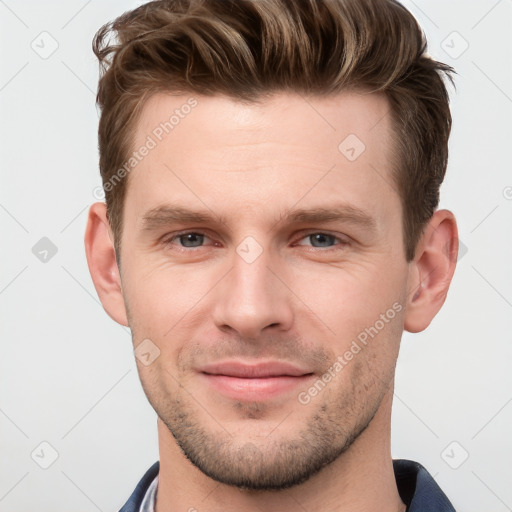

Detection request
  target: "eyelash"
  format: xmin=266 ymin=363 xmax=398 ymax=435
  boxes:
xmin=160 ymin=230 xmax=350 ymax=252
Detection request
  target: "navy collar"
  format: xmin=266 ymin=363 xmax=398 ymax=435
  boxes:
xmin=394 ymin=459 xmax=455 ymax=511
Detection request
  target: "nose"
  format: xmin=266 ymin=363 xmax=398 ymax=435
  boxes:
xmin=211 ymin=245 xmax=294 ymax=339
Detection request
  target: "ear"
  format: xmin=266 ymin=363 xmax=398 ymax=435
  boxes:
xmin=84 ymin=202 xmax=129 ymax=326
xmin=404 ymin=209 xmax=458 ymax=333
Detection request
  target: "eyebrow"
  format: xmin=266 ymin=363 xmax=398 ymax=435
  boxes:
xmin=140 ymin=205 xmax=225 ymax=230
xmin=282 ymin=206 xmax=376 ymax=231
xmin=139 ymin=203 xmax=377 ymax=233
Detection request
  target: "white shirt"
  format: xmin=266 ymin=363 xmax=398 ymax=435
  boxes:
xmin=140 ymin=474 xmax=158 ymax=511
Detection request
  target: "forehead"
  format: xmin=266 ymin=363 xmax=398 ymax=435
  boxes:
xmin=125 ymin=90 xmax=399 ymax=229
xmin=133 ymin=90 xmax=392 ymax=157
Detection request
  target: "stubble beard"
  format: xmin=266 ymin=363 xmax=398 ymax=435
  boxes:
xmin=150 ymin=374 xmax=388 ymax=491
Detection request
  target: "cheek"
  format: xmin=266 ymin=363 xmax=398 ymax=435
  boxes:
xmin=123 ymin=258 xmax=217 ymax=334
xmin=289 ymin=261 xmax=405 ymax=341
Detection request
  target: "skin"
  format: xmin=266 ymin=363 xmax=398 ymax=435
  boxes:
xmin=85 ymin=91 xmax=458 ymax=512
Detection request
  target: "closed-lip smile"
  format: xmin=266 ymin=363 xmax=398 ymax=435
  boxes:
xmin=198 ymin=360 xmax=315 ymax=401
xmin=199 ymin=360 xmax=313 ymax=378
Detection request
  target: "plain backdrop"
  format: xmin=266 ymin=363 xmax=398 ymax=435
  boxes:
xmin=0 ymin=1 xmax=511 ymax=511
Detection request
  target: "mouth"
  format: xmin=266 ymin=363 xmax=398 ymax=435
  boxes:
xmin=198 ymin=360 xmax=315 ymax=401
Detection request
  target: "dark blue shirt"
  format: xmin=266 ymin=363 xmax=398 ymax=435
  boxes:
xmin=118 ymin=459 xmax=455 ymax=511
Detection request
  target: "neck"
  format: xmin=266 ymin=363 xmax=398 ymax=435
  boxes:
xmin=155 ymin=388 xmax=404 ymax=512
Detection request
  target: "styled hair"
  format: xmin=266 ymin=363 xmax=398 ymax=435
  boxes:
xmin=93 ymin=0 xmax=455 ymax=262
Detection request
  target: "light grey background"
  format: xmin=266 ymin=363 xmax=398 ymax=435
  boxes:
xmin=0 ymin=0 xmax=511 ymax=511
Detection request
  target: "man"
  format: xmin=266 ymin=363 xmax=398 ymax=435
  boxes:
xmin=84 ymin=0 xmax=459 ymax=510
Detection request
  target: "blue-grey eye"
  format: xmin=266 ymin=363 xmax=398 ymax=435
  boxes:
xmin=308 ymin=233 xmax=337 ymax=247
xmin=179 ymin=233 xmax=204 ymax=247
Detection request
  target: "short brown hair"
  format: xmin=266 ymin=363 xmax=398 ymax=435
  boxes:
xmin=93 ymin=0 xmax=454 ymax=263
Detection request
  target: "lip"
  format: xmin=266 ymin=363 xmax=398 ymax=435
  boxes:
xmin=199 ymin=360 xmax=312 ymax=378
xmin=198 ymin=360 xmax=315 ymax=401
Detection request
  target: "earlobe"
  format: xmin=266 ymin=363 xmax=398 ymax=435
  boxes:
xmin=84 ymin=202 xmax=129 ymax=327
xmin=404 ymin=209 xmax=459 ymax=333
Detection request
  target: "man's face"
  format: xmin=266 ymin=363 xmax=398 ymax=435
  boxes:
xmin=119 ymin=91 xmax=411 ymax=489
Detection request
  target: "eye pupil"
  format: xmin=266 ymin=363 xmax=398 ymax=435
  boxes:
xmin=310 ymin=234 xmax=335 ymax=247
xmin=180 ymin=233 xmax=204 ymax=247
